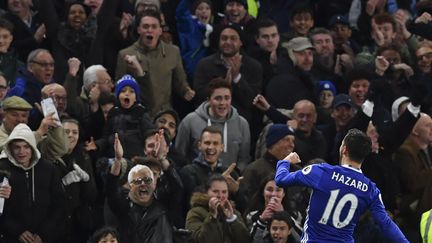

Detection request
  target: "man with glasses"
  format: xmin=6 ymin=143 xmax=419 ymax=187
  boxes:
xmin=41 ymin=83 xmax=68 ymax=117
xmin=7 ymin=49 xmax=55 ymax=129
xmin=107 ymin=133 xmax=173 ymax=243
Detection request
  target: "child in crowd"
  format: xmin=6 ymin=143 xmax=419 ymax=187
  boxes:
xmin=316 ymin=80 xmax=337 ymax=126
xmin=318 ymin=80 xmax=336 ymax=109
xmin=91 ymin=226 xmax=119 ymax=243
xmin=0 ymin=18 xmax=23 ymax=84
xmin=86 ymin=75 xmax=154 ymax=159
xmin=252 ymin=211 xmax=296 ymax=243
xmin=281 ymin=4 xmax=314 ymax=42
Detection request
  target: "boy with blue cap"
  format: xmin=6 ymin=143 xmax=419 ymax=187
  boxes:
xmin=86 ymin=75 xmax=155 ymax=159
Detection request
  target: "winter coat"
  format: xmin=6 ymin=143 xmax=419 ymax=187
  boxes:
xmin=95 ymin=103 xmax=155 ymax=159
xmin=2 ymin=12 xmax=44 ymax=62
xmin=241 ymin=152 xmax=279 ymax=200
xmin=115 ymin=40 xmax=191 ymax=115
xmin=0 ymin=124 xmax=65 ymax=243
xmin=7 ymin=68 xmax=45 ymax=113
xmin=180 ymin=154 xmax=228 ymax=208
xmin=393 ymin=138 xmax=432 ymax=227
xmin=175 ymin=101 xmax=250 ymax=170
xmin=266 ymin=58 xmax=318 ymax=110
xmin=176 ymin=0 xmax=212 ymax=81
xmin=0 ymin=49 xmax=24 ymax=85
xmin=106 ymin=173 xmax=173 ymax=243
xmin=54 ymin=144 xmax=98 ymax=242
xmin=185 ymin=192 xmax=249 ymax=243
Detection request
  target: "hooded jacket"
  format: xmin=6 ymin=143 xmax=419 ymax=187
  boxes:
xmin=175 ymin=101 xmax=250 ymax=171
xmin=0 ymin=124 xmax=65 ymax=243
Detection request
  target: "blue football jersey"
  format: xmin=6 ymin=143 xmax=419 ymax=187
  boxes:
xmin=275 ymin=160 xmax=408 ymax=243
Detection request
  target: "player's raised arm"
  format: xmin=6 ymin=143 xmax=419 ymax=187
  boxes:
xmin=275 ymin=152 xmax=321 ymax=188
xmin=275 ymin=152 xmax=300 ymax=184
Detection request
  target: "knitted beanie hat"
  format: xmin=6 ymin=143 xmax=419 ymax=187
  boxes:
xmin=114 ymin=75 xmax=141 ymax=102
xmin=266 ymin=124 xmax=295 ymax=148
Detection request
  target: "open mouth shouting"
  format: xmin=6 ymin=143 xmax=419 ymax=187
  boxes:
xmin=120 ymin=97 xmax=132 ymax=108
xmin=138 ymin=187 xmax=150 ymax=197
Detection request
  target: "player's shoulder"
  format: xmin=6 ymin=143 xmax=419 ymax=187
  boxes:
xmin=300 ymin=163 xmax=330 ymax=175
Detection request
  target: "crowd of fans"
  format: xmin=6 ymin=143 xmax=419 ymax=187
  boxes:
xmin=0 ymin=0 xmax=431 ymax=242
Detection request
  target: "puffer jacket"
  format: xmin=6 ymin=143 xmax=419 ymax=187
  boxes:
xmin=95 ymin=103 xmax=155 ymax=159
xmin=185 ymin=192 xmax=249 ymax=243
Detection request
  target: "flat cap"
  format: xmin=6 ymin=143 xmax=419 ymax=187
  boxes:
xmin=2 ymin=96 xmax=32 ymax=111
xmin=282 ymin=37 xmax=314 ymax=52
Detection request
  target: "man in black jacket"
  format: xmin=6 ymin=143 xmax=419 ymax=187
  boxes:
xmin=107 ymin=133 xmax=173 ymax=243
xmin=0 ymin=123 xmax=66 ymax=243
xmin=266 ymin=36 xmax=317 ymax=110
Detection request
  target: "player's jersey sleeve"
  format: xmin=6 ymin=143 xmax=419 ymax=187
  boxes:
xmin=275 ymin=160 xmax=323 ymax=190
xmin=369 ymin=187 xmax=409 ymax=243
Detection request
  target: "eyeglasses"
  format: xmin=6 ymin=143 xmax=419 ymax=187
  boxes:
xmin=130 ymin=176 xmax=153 ymax=186
xmin=30 ymin=60 xmax=55 ymax=68
xmin=52 ymin=95 xmax=67 ymax=102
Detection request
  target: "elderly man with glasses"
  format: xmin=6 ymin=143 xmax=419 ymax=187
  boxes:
xmin=106 ymin=133 xmax=173 ymax=243
xmin=7 ymin=49 xmax=55 ymax=129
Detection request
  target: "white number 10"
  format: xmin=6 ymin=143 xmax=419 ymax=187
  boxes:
xmin=319 ymin=189 xmax=358 ymax=228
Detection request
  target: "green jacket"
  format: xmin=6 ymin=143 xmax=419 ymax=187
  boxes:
xmin=186 ymin=192 xmax=250 ymax=243
xmin=115 ymin=40 xmax=191 ymax=115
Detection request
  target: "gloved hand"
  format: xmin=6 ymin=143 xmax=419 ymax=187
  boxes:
xmin=73 ymin=163 xmax=89 ymax=182
xmin=62 ymin=171 xmax=81 ymax=186
xmin=62 ymin=164 xmax=89 ymax=186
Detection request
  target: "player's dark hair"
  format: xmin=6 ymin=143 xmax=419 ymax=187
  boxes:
xmin=343 ymin=128 xmax=371 ymax=163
